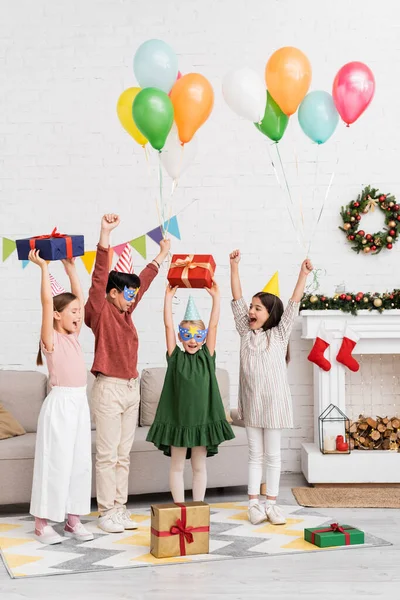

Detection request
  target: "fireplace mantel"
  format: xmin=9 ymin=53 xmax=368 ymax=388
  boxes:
xmin=300 ymin=310 xmax=400 ymax=484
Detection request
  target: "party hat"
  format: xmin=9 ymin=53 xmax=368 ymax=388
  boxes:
xmin=49 ymin=273 xmax=66 ymax=297
xmin=114 ymin=244 xmax=134 ymax=274
xmin=262 ymin=271 xmax=280 ymax=297
xmin=183 ymin=296 xmax=202 ymax=321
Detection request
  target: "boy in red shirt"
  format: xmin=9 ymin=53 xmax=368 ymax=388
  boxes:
xmin=85 ymin=214 xmax=170 ymax=533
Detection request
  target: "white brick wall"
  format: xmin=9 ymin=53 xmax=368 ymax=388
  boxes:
xmin=0 ymin=0 xmax=397 ymax=473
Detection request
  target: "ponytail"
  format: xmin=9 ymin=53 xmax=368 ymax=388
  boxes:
xmin=286 ymin=343 xmax=290 ymax=365
xmin=36 ymin=342 xmax=43 ymax=366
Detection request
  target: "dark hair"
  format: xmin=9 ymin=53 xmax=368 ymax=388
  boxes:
xmin=253 ymin=292 xmax=290 ymax=363
xmin=106 ymin=270 xmax=141 ymax=294
xmin=36 ymin=292 xmax=78 ymax=366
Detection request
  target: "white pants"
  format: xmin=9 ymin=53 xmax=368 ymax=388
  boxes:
xmin=30 ymin=386 xmax=92 ymax=522
xmin=246 ymin=427 xmax=282 ymax=497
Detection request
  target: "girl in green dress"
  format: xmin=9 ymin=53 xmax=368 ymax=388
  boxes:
xmin=146 ymin=281 xmax=235 ymax=502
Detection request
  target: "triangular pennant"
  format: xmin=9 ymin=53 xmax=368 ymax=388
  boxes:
xmin=165 ymin=216 xmax=181 ymax=240
xmin=22 ymin=260 xmax=29 ymax=269
xmin=130 ymin=235 xmax=147 ymax=259
xmin=113 ymin=243 xmax=127 ymax=256
xmin=81 ymin=251 xmax=96 ymax=274
xmin=2 ymin=238 xmax=16 ymax=262
xmin=147 ymin=225 xmax=164 ymax=246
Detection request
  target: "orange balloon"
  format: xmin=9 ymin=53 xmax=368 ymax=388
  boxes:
xmin=170 ymin=73 xmax=214 ymax=143
xmin=265 ymin=47 xmax=312 ymax=116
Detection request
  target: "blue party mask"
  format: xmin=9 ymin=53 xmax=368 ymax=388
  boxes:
xmin=123 ymin=286 xmax=139 ymax=302
xmin=179 ymin=324 xmax=208 ymax=343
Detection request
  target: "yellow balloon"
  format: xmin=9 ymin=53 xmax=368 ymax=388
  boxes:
xmin=117 ymin=88 xmax=148 ymax=146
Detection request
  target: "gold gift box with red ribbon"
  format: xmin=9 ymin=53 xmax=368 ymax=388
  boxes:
xmin=150 ymin=501 xmax=210 ymax=559
xmin=167 ymin=254 xmax=216 ymax=289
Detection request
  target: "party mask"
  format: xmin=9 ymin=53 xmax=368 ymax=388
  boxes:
xmin=123 ymin=286 xmax=139 ymax=302
xmin=179 ymin=324 xmax=208 ymax=344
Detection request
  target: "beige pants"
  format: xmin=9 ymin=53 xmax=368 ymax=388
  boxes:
xmin=91 ymin=375 xmax=140 ymax=516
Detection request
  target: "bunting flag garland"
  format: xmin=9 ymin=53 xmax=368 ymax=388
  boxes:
xmin=1 ymin=214 xmax=182 ymax=274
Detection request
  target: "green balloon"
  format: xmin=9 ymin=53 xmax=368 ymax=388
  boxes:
xmin=255 ymin=91 xmax=289 ymax=142
xmin=132 ymin=88 xmax=174 ymax=151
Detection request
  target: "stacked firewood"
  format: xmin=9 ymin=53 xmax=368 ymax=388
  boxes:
xmin=349 ymin=416 xmax=400 ymax=450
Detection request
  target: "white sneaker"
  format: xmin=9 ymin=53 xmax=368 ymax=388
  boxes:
xmin=247 ymin=503 xmax=267 ymax=525
xmin=98 ymin=514 xmax=124 ymax=533
xmin=64 ymin=521 xmax=94 ymax=541
xmin=115 ymin=507 xmax=138 ymax=530
xmin=265 ymin=504 xmax=286 ymax=525
xmin=34 ymin=525 xmax=64 ymax=545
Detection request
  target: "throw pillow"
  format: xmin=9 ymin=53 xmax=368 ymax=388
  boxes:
xmin=0 ymin=403 xmax=26 ymax=440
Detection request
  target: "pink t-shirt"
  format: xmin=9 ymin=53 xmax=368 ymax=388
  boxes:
xmin=42 ymin=330 xmax=87 ymax=388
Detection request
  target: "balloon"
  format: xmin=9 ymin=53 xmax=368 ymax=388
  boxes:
xmin=116 ymin=88 xmax=148 ymax=146
xmin=133 ymin=39 xmax=178 ymax=94
xmin=132 ymin=88 xmax=174 ymax=151
xmin=168 ymin=71 xmax=182 ymax=97
xmin=265 ymin=47 xmax=312 ymax=116
xmin=255 ymin=91 xmax=289 ymax=142
xmin=332 ymin=62 xmax=375 ymax=126
xmin=170 ymin=73 xmax=214 ymax=144
xmin=298 ymin=91 xmax=339 ymax=144
xmin=222 ymin=67 xmax=265 ymax=122
xmin=161 ymin=124 xmax=198 ymax=180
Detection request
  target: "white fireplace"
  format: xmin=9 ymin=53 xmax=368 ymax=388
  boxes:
xmin=301 ymin=309 xmax=400 ymax=483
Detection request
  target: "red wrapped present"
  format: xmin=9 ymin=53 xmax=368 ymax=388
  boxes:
xmin=167 ymin=254 xmax=216 ymax=289
xmin=16 ymin=228 xmax=84 ymax=261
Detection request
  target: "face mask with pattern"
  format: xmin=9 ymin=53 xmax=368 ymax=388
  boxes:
xmin=122 ymin=286 xmax=139 ymax=302
xmin=179 ymin=324 xmax=208 ymax=343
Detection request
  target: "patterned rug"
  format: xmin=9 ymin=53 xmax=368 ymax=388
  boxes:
xmin=0 ymin=502 xmax=391 ymax=579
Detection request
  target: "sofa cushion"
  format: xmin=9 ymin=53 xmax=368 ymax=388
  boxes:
xmin=0 ymin=403 xmax=26 ymax=440
xmin=139 ymin=367 xmax=232 ymax=426
xmin=0 ymin=370 xmax=47 ymax=433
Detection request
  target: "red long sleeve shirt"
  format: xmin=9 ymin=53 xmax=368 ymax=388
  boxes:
xmin=84 ymin=244 xmax=158 ymax=379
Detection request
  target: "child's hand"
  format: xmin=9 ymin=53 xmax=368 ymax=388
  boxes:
xmin=28 ymin=249 xmax=46 ymax=268
xmin=301 ymin=258 xmax=313 ymax=275
xmin=230 ymin=249 xmax=241 ymax=264
xmin=165 ymin=284 xmax=178 ymax=298
xmin=61 ymin=258 xmax=76 ymax=274
xmin=205 ymin=279 xmax=220 ymax=298
xmin=159 ymin=238 xmax=171 ymax=256
xmin=101 ymin=214 xmax=120 ymax=231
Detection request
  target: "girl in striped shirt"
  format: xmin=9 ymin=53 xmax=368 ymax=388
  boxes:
xmin=229 ymin=249 xmax=312 ymax=525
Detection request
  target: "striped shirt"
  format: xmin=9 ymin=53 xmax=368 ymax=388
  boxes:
xmin=231 ymin=297 xmax=300 ymax=429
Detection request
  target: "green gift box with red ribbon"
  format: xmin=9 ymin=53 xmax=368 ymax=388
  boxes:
xmin=304 ymin=523 xmax=364 ymax=548
xmin=150 ymin=501 xmax=210 ymax=559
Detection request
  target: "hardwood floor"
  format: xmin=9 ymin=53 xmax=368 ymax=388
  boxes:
xmin=1 ymin=474 xmax=398 ymax=599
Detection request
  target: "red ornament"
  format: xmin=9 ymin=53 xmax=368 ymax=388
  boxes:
xmin=371 ymin=245 xmax=377 ymax=251
xmin=321 ymin=296 xmax=326 ymax=301
xmin=379 ymin=195 xmax=386 ymax=201
xmin=356 ymin=215 xmax=361 ymax=221
xmin=390 ymin=229 xmax=396 ymax=236
xmin=340 ymin=294 xmax=346 ymax=300
xmin=387 ymin=243 xmax=393 ymax=249
xmin=357 ymin=292 xmax=364 ymax=299
xmin=349 ymin=235 xmax=355 ymax=240
xmin=397 ymin=216 xmax=400 ymax=221
xmin=366 ymin=234 xmax=372 ymax=240
xmin=354 ymin=202 xmax=360 ymax=208
xmin=395 ymin=205 xmax=399 ymax=211
xmin=346 ymin=295 xmax=352 ymax=301
xmin=358 ymin=230 xmax=365 ymax=237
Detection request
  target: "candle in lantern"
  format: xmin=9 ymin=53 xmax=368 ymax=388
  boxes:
xmin=323 ymin=436 xmax=336 ymax=452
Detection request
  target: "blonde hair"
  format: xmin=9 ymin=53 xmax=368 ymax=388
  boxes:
xmin=180 ymin=319 xmax=206 ymax=330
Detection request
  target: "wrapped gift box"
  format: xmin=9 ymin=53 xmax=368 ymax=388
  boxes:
xmin=167 ymin=254 xmax=216 ymax=289
xmin=150 ymin=501 xmax=210 ymax=559
xmin=16 ymin=228 xmax=84 ymax=261
xmin=304 ymin=523 xmax=364 ymax=548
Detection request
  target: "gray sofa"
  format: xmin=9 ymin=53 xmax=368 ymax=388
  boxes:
xmin=0 ymin=368 xmax=247 ymax=506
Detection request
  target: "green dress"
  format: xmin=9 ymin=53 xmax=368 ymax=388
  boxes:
xmin=146 ymin=345 xmax=235 ymax=458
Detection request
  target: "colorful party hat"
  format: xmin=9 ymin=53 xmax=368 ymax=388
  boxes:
xmin=183 ymin=295 xmax=202 ymax=321
xmin=262 ymin=271 xmax=280 ymax=297
xmin=49 ymin=273 xmax=66 ymax=297
xmin=114 ymin=244 xmax=134 ymax=274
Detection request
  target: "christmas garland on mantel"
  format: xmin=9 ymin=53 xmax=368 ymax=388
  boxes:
xmin=301 ymin=291 xmax=400 ymax=316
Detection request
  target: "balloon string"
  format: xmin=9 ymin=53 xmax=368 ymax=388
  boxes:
xmin=276 ymin=143 xmax=294 ymax=207
xmin=293 ymin=142 xmax=306 ymax=248
xmin=157 ymin=152 xmax=167 ymax=239
xmin=307 ymin=169 xmax=335 ymax=256
xmin=267 ymin=143 xmax=305 ymax=252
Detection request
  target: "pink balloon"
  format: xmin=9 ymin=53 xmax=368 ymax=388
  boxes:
xmin=332 ymin=62 xmax=375 ymax=126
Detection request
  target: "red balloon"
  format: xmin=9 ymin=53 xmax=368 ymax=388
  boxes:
xmin=332 ymin=62 xmax=375 ymax=126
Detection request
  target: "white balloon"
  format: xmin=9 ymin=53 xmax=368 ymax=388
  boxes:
xmin=222 ymin=67 xmax=266 ymax=122
xmin=161 ymin=124 xmax=198 ymax=181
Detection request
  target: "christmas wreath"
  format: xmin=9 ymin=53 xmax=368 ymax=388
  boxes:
xmin=301 ymin=290 xmax=400 ymax=316
xmin=339 ymin=185 xmax=399 ymax=254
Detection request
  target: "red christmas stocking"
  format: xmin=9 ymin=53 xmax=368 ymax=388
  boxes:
xmin=336 ymin=326 xmax=360 ymax=372
xmin=307 ymin=324 xmax=331 ymax=372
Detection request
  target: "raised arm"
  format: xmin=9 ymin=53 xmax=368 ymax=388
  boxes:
xmin=164 ymin=285 xmax=177 ymax=357
xmin=229 ymin=249 xmax=242 ymax=301
xmin=151 ymin=238 xmax=171 ymax=271
xmin=28 ymin=249 xmax=54 ymax=351
xmin=291 ymin=258 xmax=313 ymax=302
xmin=128 ymin=238 xmax=171 ymax=314
xmin=205 ymin=279 xmax=220 ymax=356
xmin=62 ymin=258 xmax=84 ymax=334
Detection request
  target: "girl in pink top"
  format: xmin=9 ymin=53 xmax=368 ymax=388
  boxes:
xmin=29 ymin=249 xmax=93 ymax=545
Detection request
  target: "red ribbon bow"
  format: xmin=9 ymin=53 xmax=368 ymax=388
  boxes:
xmin=29 ymin=228 xmax=73 ymax=259
xmin=151 ymin=503 xmax=210 ymax=556
xmin=310 ymin=523 xmax=354 ymax=545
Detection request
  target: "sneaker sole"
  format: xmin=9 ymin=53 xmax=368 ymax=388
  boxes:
xmin=34 ymin=534 xmax=63 ymax=545
xmin=97 ymin=524 xmax=124 ymax=534
xmin=122 ymin=523 xmax=138 ymax=530
xmin=64 ymin=531 xmax=95 ymax=541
